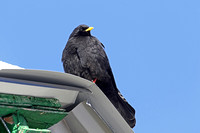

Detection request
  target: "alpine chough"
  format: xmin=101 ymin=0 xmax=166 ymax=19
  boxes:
xmin=62 ymin=24 xmax=136 ymax=128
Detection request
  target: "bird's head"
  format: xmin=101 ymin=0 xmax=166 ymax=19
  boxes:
xmin=69 ymin=24 xmax=94 ymax=39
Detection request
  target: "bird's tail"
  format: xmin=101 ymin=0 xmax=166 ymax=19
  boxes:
xmin=111 ymin=91 xmax=136 ymax=128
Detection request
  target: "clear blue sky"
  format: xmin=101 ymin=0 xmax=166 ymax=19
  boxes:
xmin=0 ymin=0 xmax=200 ymax=132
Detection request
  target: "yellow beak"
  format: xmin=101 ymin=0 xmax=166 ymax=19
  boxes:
xmin=85 ymin=27 xmax=94 ymax=32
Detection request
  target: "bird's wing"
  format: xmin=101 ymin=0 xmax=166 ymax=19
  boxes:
xmin=101 ymin=43 xmax=105 ymax=48
xmin=75 ymin=38 xmax=110 ymax=80
xmin=62 ymin=39 xmax=84 ymax=76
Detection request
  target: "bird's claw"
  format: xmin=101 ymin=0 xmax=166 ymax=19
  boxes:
xmin=92 ymin=78 xmax=97 ymax=83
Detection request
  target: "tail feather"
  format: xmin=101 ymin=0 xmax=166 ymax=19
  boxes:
xmin=95 ymin=79 xmax=136 ymax=128
xmin=113 ymin=92 xmax=136 ymax=128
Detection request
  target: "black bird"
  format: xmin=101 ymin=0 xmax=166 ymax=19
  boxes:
xmin=62 ymin=24 xmax=136 ymax=128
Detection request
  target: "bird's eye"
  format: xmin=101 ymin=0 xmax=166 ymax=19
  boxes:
xmin=82 ymin=27 xmax=88 ymax=31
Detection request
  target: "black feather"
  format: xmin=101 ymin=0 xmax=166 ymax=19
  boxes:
xmin=62 ymin=24 xmax=136 ymax=128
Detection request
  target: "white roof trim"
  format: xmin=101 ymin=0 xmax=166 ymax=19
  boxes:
xmin=0 ymin=61 xmax=24 ymax=70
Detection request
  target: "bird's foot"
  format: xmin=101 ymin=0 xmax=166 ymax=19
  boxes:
xmin=92 ymin=78 xmax=97 ymax=83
